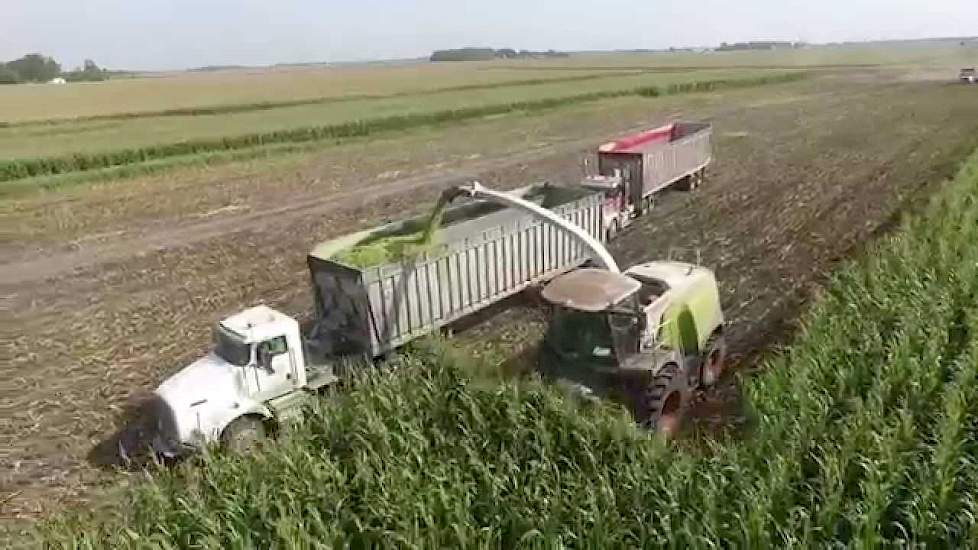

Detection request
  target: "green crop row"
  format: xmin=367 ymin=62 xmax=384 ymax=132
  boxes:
xmin=0 ymin=72 xmax=807 ymax=183
xmin=0 ymin=71 xmax=648 ymax=129
xmin=39 ymin=150 xmax=978 ymax=546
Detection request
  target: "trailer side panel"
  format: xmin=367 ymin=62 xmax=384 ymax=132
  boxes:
xmin=308 ymin=186 xmax=604 ymax=358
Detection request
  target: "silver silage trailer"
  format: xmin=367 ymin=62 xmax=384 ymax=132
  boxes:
xmin=597 ymin=121 xmax=713 ymax=206
xmin=306 ymin=184 xmax=604 ymax=358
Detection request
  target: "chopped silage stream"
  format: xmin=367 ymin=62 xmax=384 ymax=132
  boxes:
xmin=331 ymin=187 xmax=555 ymax=268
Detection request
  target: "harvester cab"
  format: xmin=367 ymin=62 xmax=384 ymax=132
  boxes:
xmin=538 ymin=261 xmax=725 ymax=435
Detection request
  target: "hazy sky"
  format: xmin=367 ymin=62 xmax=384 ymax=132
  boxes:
xmin=3 ymin=0 xmax=976 ymax=70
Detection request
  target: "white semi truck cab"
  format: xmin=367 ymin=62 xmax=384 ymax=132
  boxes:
xmin=129 ymin=305 xmax=337 ymax=458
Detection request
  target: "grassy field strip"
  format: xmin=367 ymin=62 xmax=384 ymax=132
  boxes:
xmin=0 ymin=65 xmax=631 ymax=123
xmin=499 ymin=45 xmax=974 ymax=70
xmin=0 ymin=69 xmax=788 ymax=160
xmin=0 ymin=141 xmax=317 ymax=198
xmin=2 ymin=44 xmax=967 ymax=123
xmin=488 ymin=62 xmax=881 ymax=72
xmin=40 ymin=151 xmax=978 ymax=546
xmin=0 ymin=70 xmax=651 ymax=128
xmin=0 ymin=72 xmax=806 ymax=184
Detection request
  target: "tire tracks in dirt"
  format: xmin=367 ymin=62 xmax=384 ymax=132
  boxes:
xmin=0 ymin=124 xmax=660 ymax=288
xmin=0 ymin=84 xmax=847 ymax=289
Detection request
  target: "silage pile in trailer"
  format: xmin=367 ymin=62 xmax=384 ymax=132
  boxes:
xmin=42 ymin=153 xmax=978 ymax=547
xmin=331 ymin=187 xmax=558 ymax=268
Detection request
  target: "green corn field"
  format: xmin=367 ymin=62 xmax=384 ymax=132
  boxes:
xmin=0 ymin=72 xmax=805 ymax=183
xmin=40 ymin=151 xmax=978 ymax=547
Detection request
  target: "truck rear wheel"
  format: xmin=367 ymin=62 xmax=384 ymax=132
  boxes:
xmin=676 ymin=173 xmax=699 ymax=192
xmin=640 ymin=364 xmax=687 ymax=438
xmin=642 ymin=195 xmax=655 ymax=213
xmin=700 ymin=334 xmax=727 ymax=387
xmin=221 ymin=415 xmax=266 ymax=453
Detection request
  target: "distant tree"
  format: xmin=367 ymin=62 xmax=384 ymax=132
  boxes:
xmin=430 ymin=48 xmax=496 ymax=62
xmin=495 ymin=48 xmax=517 ymax=59
xmin=65 ymin=59 xmax=108 ymax=82
xmin=5 ymin=53 xmax=61 ymax=82
xmin=0 ymin=64 xmax=20 ymax=84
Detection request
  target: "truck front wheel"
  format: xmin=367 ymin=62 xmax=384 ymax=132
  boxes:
xmin=640 ymin=364 xmax=687 ymax=438
xmin=221 ymin=415 xmax=267 ymax=453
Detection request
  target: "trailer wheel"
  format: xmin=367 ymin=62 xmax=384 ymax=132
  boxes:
xmin=640 ymin=363 xmax=687 ymax=438
xmin=642 ymin=195 xmax=655 ymax=213
xmin=700 ymin=334 xmax=727 ymax=387
xmin=606 ymin=218 xmax=620 ymax=241
xmin=676 ymin=174 xmax=698 ymax=192
xmin=221 ymin=415 xmax=267 ymax=453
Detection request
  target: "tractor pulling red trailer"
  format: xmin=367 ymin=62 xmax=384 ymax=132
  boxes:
xmin=581 ymin=121 xmax=713 ymax=239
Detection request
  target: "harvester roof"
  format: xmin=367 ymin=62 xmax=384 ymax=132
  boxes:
xmin=542 ymin=268 xmax=641 ymax=312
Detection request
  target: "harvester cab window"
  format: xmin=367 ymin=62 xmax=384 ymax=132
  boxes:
xmin=632 ymin=276 xmax=669 ymax=307
xmin=548 ymin=308 xmax=614 ymax=360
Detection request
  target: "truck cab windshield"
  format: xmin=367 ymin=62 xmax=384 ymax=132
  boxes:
xmin=214 ymin=327 xmax=251 ymax=366
xmin=548 ymin=308 xmax=615 ymax=361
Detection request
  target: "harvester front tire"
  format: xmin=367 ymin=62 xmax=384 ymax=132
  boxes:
xmin=641 ymin=364 xmax=687 ymax=438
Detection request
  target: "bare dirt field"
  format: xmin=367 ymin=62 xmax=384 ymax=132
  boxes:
xmin=3 ymin=69 xmax=978 ymax=536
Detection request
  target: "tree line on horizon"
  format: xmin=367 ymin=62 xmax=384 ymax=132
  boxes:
xmin=430 ymin=48 xmax=570 ymax=62
xmin=0 ymin=53 xmax=112 ymax=84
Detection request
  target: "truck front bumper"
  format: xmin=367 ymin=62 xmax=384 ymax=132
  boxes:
xmin=150 ymin=434 xmax=197 ymax=460
xmin=116 ymin=396 xmax=197 ymax=463
xmin=117 ymin=431 xmax=196 ymax=463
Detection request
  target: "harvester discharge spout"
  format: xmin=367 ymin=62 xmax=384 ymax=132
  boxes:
xmin=448 ymin=181 xmax=620 ymax=273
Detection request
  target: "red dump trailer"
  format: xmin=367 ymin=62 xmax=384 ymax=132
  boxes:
xmin=580 ymin=121 xmax=712 ymax=239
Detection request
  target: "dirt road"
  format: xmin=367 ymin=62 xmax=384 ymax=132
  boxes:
xmin=3 ymin=72 xmax=978 ymax=527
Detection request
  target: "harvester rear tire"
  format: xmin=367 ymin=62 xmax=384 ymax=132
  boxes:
xmin=640 ymin=364 xmax=687 ymax=438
